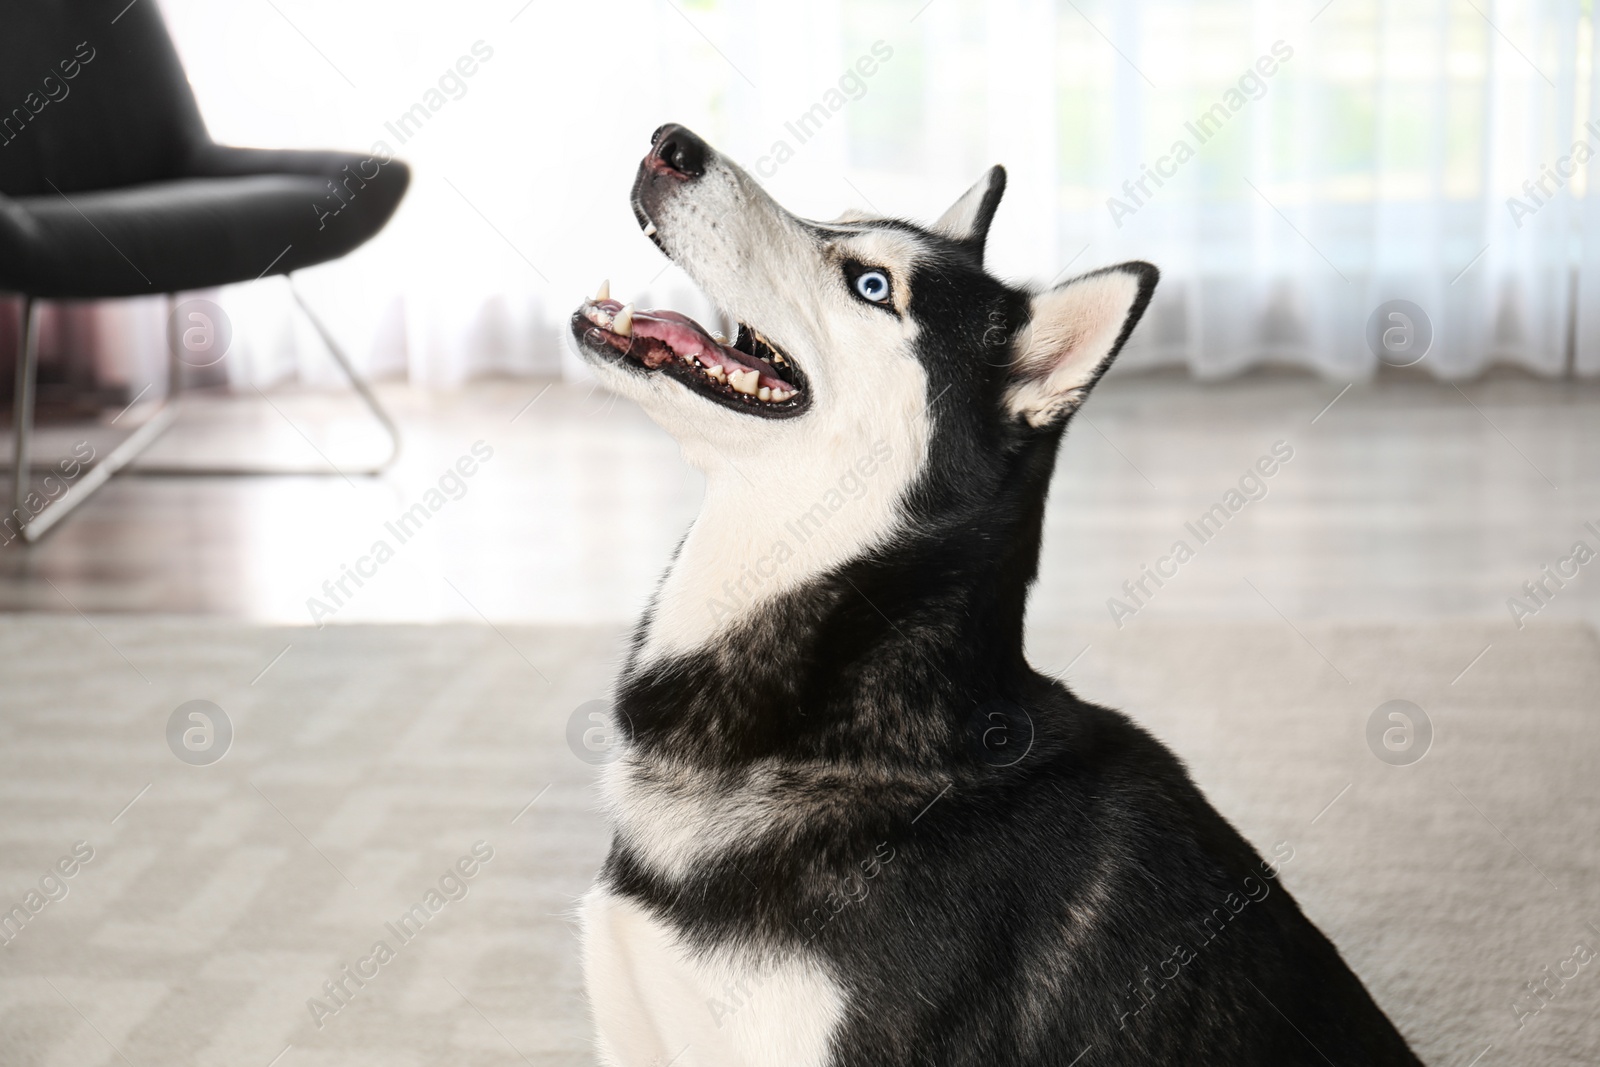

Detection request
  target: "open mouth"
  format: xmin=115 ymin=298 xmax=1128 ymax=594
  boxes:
xmin=572 ymin=283 xmax=809 ymax=418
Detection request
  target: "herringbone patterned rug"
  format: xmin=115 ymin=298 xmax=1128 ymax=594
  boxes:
xmin=1 ymin=617 xmax=1595 ymax=1066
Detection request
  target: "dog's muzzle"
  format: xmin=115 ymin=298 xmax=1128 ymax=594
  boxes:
xmin=582 ymin=124 xmax=811 ymax=419
xmin=633 ymin=123 xmax=708 ymax=238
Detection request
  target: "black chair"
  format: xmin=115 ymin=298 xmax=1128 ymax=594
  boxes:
xmin=1 ymin=0 xmax=410 ymax=542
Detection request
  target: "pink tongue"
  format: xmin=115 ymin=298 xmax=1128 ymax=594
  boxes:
xmin=618 ymin=305 xmax=790 ymax=393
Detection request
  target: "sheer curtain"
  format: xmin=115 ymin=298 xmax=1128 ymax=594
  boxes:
xmin=1056 ymin=0 xmax=1589 ymax=379
xmin=141 ymin=0 xmax=1595 ymax=390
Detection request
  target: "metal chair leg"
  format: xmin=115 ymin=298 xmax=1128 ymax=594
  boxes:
xmin=11 ymin=296 xmax=37 ymax=514
xmin=16 ymin=403 xmax=177 ymax=544
xmin=128 ymin=274 xmax=402 ymax=476
xmin=6 ymin=291 xmax=181 ymax=545
xmin=8 ymin=278 xmax=405 ymax=543
xmin=287 ymin=274 xmax=401 ymax=471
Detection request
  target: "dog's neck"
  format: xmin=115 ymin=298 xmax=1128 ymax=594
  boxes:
xmin=634 ymin=421 xmax=926 ymax=666
xmin=618 ymin=437 xmax=1061 ymax=768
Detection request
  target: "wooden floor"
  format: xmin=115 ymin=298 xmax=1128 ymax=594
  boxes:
xmin=2 ymin=372 xmax=1597 ymax=636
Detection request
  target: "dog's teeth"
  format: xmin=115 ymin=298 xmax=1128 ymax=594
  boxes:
xmin=758 ymin=386 xmax=771 ymax=402
xmin=643 ymin=221 xmax=657 ymax=237
xmin=706 ymin=364 xmax=726 ymax=382
xmin=730 ymin=369 xmax=759 ymax=395
xmin=770 ymin=388 xmax=792 ymax=402
xmin=613 ymin=303 xmax=634 ymax=337
xmin=595 ymin=279 xmax=610 ymax=301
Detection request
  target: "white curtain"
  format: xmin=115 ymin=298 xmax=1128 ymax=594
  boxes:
xmin=148 ymin=0 xmax=1596 ymax=388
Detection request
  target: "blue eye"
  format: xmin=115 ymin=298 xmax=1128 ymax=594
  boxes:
xmin=854 ymin=269 xmax=890 ymax=303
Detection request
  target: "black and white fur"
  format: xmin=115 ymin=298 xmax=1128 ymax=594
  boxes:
xmin=570 ymin=124 xmax=1424 ymax=1067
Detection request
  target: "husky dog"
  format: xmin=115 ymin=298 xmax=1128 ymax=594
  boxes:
xmin=569 ymin=124 xmax=1423 ymax=1067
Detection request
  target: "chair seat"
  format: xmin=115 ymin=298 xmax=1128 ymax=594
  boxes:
xmin=0 ymin=153 xmax=410 ymax=299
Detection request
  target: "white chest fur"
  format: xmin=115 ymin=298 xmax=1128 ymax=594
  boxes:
xmin=580 ymin=888 xmax=844 ymax=1067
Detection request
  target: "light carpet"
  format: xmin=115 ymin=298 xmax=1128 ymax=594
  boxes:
xmin=0 ymin=617 xmax=1595 ymax=1066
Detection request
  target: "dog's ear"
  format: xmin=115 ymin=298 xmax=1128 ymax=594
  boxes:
xmin=933 ymin=165 xmax=1006 ymax=255
xmin=1005 ymin=262 xmax=1158 ymax=427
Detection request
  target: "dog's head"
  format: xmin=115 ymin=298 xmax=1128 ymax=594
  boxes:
xmin=572 ymin=125 xmax=1156 ymax=650
xmin=574 ymin=121 xmax=1156 ymax=462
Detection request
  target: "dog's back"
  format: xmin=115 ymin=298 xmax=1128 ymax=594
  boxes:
xmin=803 ymin=686 xmax=1422 ymax=1065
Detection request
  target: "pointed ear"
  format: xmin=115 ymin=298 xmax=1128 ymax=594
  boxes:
xmin=1005 ymin=262 xmax=1159 ymax=426
xmin=932 ymin=165 xmax=1006 ymax=254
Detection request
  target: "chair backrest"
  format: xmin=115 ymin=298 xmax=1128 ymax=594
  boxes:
xmin=0 ymin=0 xmax=209 ymax=197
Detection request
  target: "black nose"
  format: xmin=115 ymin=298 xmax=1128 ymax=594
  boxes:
xmin=649 ymin=123 xmax=707 ymax=179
